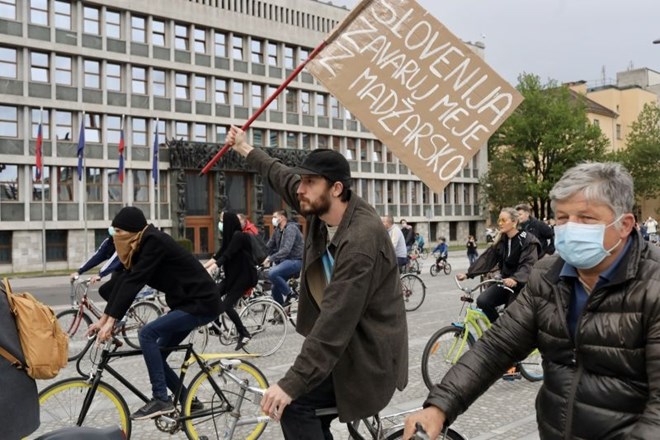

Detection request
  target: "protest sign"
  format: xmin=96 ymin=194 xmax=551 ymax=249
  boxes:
xmin=306 ymin=0 xmax=523 ymax=194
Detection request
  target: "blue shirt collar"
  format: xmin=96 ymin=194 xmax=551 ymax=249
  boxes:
xmin=559 ymin=236 xmax=633 ymax=284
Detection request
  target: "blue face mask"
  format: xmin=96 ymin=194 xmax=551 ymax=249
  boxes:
xmin=554 ymin=216 xmax=623 ymax=269
xmin=108 ymin=226 xmax=116 ymax=237
xmin=218 ymin=221 xmax=223 ymax=232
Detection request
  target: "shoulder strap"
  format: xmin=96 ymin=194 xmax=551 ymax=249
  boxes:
xmin=0 ymin=346 xmax=23 ymax=369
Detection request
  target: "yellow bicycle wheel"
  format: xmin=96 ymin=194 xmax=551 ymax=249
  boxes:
xmin=184 ymin=360 xmax=269 ymax=440
xmin=36 ymin=378 xmax=131 ymax=438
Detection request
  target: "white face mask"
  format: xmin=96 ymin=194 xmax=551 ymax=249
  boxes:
xmin=272 ymin=217 xmax=280 ymax=227
xmin=218 ymin=221 xmax=223 ymax=232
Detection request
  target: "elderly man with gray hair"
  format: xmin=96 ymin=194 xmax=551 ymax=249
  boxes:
xmin=404 ymin=162 xmax=660 ymax=439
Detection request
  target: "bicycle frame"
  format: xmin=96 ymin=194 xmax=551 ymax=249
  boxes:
xmin=446 ymin=308 xmax=491 ymax=365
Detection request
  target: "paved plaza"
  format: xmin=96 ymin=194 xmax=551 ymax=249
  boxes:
xmin=19 ymin=250 xmax=541 ymax=439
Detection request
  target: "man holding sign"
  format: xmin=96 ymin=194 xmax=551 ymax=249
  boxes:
xmin=226 ymin=126 xmax=408 ymax=438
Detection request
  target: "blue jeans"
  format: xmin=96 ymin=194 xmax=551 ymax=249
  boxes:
xmin=269 ymin=259 xmax=302 ymax=305
xmin=138 ymin=309 xmax=216 ymax=401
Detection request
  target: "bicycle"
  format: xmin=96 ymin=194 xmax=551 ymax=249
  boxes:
xmin=35 ymin=335 xmax=270 ymax=439
xmin=253 ymin=267 xmax=300 ymax=327
xmin=402 ymin=253 xmax=421 ymax=275
xmin=57 ymin=278 xmax=162 ymax=361
xmin=421 ymin=276 xmax=543 ymax=390
xmin=429 ymin=259 xmax=452 ymax=277
xmin=401 ymin=273 xmax=426 ymax=312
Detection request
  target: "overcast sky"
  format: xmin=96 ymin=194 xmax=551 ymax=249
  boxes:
xmin=330 ymin=0 xmax=660 ymax=87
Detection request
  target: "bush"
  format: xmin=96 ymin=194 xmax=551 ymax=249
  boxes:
xmin=176 ymin=238 xmax=193 ymax=253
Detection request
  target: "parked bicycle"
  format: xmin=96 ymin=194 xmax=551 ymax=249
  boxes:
xmin=421 ymin=276 xmax=543 ymax=390
xmin=36 ymin=335 xmax=270 ymax=439
xmin=401 ymin=273 xmax=426 ymax=312
xmin=429 ymin=259 xmax=452 ymax=277
xmin=57 ymin=278 xmax=162 ymax=361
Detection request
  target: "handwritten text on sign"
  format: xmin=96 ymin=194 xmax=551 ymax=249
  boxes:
xmin=306 ymin=0 xmax=523 ymax=194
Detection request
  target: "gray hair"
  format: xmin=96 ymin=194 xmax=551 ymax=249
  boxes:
xmin=549 ymin=162 xmax=634 ymax=218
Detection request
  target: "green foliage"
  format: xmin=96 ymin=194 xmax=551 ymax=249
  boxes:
xmin=611 ymin=103 xmax=660 ymax=201
xmin=176 ymin=238 xmax=193 ymax=253
xmin=482 ymin=73 xmax=609 ymax=219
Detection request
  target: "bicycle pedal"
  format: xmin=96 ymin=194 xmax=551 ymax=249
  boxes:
xmin=502 ymin=372 xmax=522 ymax=381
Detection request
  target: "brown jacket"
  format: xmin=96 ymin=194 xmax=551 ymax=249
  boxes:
xmin=247 ymin=148 xmax=408 ymax=422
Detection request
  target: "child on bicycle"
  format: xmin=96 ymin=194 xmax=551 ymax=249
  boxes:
xmin=432 ymin=237 xmax=449 ymax=269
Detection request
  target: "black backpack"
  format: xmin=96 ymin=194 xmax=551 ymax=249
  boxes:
xmin=247 ymin=234 xmax=269 ymax=266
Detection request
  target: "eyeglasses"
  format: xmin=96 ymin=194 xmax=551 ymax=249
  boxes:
xmin=497 ymin=218 xmax=509 ymax=225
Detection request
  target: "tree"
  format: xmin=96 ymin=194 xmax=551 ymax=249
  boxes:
xmin=612 ymin=103 xmax=660 ymax=202
xmin=482 ymin=73 xmax=609 ymax=220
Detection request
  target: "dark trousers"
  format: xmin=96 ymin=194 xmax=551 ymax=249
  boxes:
xmin=476 ymin=284 xmax=523 ymax=323
xmin=216 ymin=279 xmax=252 ymax=337
xmin=281 ymin=375 xmax=337 ymax=440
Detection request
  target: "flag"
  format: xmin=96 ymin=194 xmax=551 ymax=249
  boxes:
xmin=152 ymin=122 xmax=159 ymax=184
xmin=118 ymin=126 xmax=125 ymax=184
xmin=35 ymin=122 xmax=43 ymax=181
xmin=77 ymin=115 xmax=85 ymax=181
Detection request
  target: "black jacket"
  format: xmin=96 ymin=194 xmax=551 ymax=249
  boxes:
xmin=105 ymin=225 xmax=221 ymax=319
xmin=467 ymin=231 xmax=540 ymax=284
xmin=214 ymin=230 xmax=258 ymax=291
xmin=520 ymin=217 xmax=554 ymax=257
xmin=426 ymin=231 xmax=660 ymax=439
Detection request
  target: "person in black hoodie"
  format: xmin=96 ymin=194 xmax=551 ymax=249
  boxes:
xmin=206 ymin=211 xmax=258 ymax=351
xmin=87 ymin=206 xmax=221 ymax=421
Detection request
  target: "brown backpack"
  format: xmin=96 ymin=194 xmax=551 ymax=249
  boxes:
xmin=0 ymin=278 xmax=68 ymax=379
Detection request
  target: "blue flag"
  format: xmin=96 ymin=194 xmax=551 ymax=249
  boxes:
xmin=152 ymin=123 xmax=159 ymax=184
xmin=77 ymin=115 xmax=85 ymax=181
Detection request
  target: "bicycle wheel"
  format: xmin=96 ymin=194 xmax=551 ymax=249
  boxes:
xmin=410 ymin=259 xmax=420 ymax=274
xmin=56 ymin=309 xmax=93 ymax=361
xmin=122 ymin=300 xmax=162 ymax=349
xmin=36 ymin=378 xmax=131 ymax=438
xmin=169 ymin=325 xmax=210 ymax=367
xmin=429 ymin=264 xmax=439 ymax=277
xmin=239 ymin=299 xmax=288 ymax=356
xmin=184 ymin=360 xmax=269 ymax=440
xmin=443 ymin=262 xmax=452 ymax=275
xmin=519 ymin=348 xmax=544 ymax=382
xmin=421 ymin=325 xmax=475 ymax=390
xmin=401 ymin=274 xmax=426 ymax=312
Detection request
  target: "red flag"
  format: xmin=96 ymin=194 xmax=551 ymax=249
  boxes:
xmin=118 ymin=127 xmax=125 ymax=184
xmin=35 ymin=122 xmax=43 ymax=181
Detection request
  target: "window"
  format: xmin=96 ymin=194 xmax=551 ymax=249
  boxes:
xmin=267 ymin=86 xmax=278 ymax=110
xmin=31 ymin=108 xmax=50 ymax=139
xmin=152 ymin=19 xmax=166 ymax=46
xmin=105 ymin=10 xmax=121 ymax=39
xmin=214 ymin=32 xmax=227 ymax=57
xmin=55 ymin=55 xmax=72 ymax=85
xmin=131 ymin=66 xmax=146 ymax=94
xmin=346 ymin=138 xmax=356 ymax=160
xmin=194 ymin=28 xmax=206 ymax=53
xmin=175 ymin=24 xmax=189 ymax=50
xmin=373 ymin=140 xmax=382 ymax=162
xmin=285 ymin=89 xmax=297 ymax=112
xmin=375 ymin=180 xmax=383 ymax=204
xmin=132 ymin=117 xmax=147 ymax=145
xmin=400 ymin=181 xmax=408 ymax=204
xmin=251 ymin=84 xmax=263 ymax=108
xmin=57 ymin=166 xmax=74 ymax=201
xmin=361 ymin=180 xmax=369 ymax=202
xmin=175 ymin=73 xmax=189 ymax=99
xmin=83 ymin=6 xmax=100 ymax=34
xmin=194 ymin=123 xmax=207 ymax=141
xmin=593 ymin=119 xmax=600 ymax=127
xmin=54 ymin=0 xmax=71 ymax=29
xmin=287 ymin=131 xmax=298 ymax=148
xmin=0 ymin=105 xmax=18 ymax=137
xmin=232 ymin=35 xmax=244 ymax=60
xmin=108 ymin=170 xmax=122 ymax=202
xmin=316 ymin=94 xmax=327 ymax=117
xmin=85 ymin=113 xmax=101 ymax=143
xmin=233 ymin=81 xmax=244 ymax=106
xmin=267 ymin=42 xmax=278 ymax=66
xmin=0 ymin=0 xmax=16 ymax=20
xmin=194 ymin=75 xmax=207 ymax=101
xmin=0 ymin=231 xmax=11 ymax=264
xmin=55 ymin=110 xmax=72 ymax=140
xmin=175 ymin=121 xmax=189 ymax=140
xmin=302 ymin=132 xmax=310 ymax=149
xmin=131 ymin=16 xmax=146 ymax=43
xmin=0 ymin=164 xmax=18 ymax=200
xmin=106 ymin=63 xmax=121 ymax=91
xmin=331 ymin=97 xmax=340 ymax=118
xmin=252 ymin=128 xmax=263 ymax=146
xmin=616 ymin=124 xmax=622 ymax=140
xmin=215 ymin=79 xmax=228 ymax=104
xmin=86 ymin=167 xmax=102 ymax=202
xmin=284 ymin=46 xmax=294 ymax=69
xmin=0 ymin=47 xmax=17 ymax=79
xmin=300 ymin=48 xmax=309 ymax=62
xmin=30 ymin=51 xmax=49 ymax=82
xmin=251 ymin=39 xmax=263 ymax=63
xmin=107 ymin=115 xmax=121 ymax=144
xmin=301 ymin=91 xmax=310 ymax=114
xmin=269 ymin=130 xmax=281 ymax=147
xmin=318 ymin=134 xmax=328 ymax=149
xmin=152 ymin=69 xmax=166 ymax=97
xmin=30 ymin=0 xmax=48 ymax=25
xmin=216 ymin=125 xmax=227 ymax=143
xmin=133 ymin=170 xmax=149 ymax=202
xmin=46 ymin=230 xmax=67 ymax=262
xmin=156 ymin=119 xmax=166 ymax=141
xmin=84 ymin=59 xmax=100 ymax=88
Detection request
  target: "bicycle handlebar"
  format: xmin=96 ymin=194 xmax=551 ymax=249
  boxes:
xmin=453 ymin=276 xmax=514 ymax=295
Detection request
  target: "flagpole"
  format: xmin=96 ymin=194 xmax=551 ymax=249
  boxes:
xmin=120 ymin=114 xmax=126 ymax=204
xmin=39 ymin=107 xmax=46 ymax=273
xmin=80 ymin=111 xmax=88 ymax=257
xmin=154 ymin=118 xmax=160 ymax=229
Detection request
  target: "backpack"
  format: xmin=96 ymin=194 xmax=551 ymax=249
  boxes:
xmin=0 ymin=278 xmax=68 ymax=379
xmin=247 ymin=233 xmax=269 ymax=266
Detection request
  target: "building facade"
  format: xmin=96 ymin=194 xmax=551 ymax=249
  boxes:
xmin=0 ymin=0 xmax=487 ymax=273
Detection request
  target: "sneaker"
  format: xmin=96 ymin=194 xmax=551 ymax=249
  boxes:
xmin=235 ymin=334 xmax=251 ymax=351
xmin=502 ymin=366 xmax=522 ymax=381
xmin=130 ymin=398 xmax=175 ymax=420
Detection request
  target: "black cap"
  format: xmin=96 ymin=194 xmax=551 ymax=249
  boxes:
xmin=289 ymin=149 xmax=352 ymax=186
xmin=112 ymin=206 xmax=147 ymax=232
